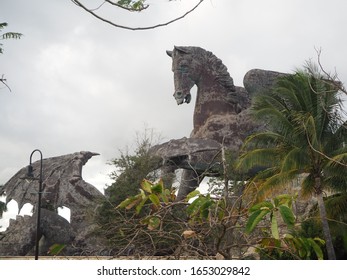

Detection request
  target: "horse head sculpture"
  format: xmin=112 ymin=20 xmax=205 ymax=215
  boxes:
xmin=166 ymin=46 xmax=236 ymax=107
xmin=166 ymin=47 xmax=195 ymax=105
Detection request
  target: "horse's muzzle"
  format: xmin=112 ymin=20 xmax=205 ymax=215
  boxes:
xmin=174 ymin=91 xmax=191 ymax=105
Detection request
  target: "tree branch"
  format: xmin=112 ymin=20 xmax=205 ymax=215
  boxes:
xmin=314 ymin=47 xmax=347 ymax=95
xmin=0 ymin=74 xmax=11 ymax=92
xmin=302 ymin=121 xmax=347 ymax=168
xmin=71 ymin=0 xmax=205 ymax=31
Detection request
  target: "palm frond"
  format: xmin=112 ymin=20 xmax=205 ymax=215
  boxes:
xmin=324 ymin=193 xmax=347 ymax=220
xmin=0 ymin=22 xmax=8 ymax=30
xmin=243 ymin=66 xmax=347 ymax=204
xmin=255 ymin=169 xmax=300 ymax=200
xmin=325 ymin=152 xmax=347 ymax=167
xmin=300 ymin=174 xmax=315 ymax=198
xmin=281 ymin=146 xmax=309 ymax=173
xmin=237 ymin=147 xmax=280 ymax=173
xmin=303 ymin=115 xmax=320 ymax=151
xmin=1 ymin=32 xmax=23 ymax=40
xmin=325 ymin=120 xmax=347 ymax=152
xmin=242 ymin=131 xmax=285 ymax=149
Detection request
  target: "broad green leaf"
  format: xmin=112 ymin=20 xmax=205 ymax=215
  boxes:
xmin=138 ymin=188 xmax=146 ymax=199
xmin=151 ymin=181 xmax=163 ymax=194
xmin=291 ymin=237 xmax=303 ymax=255
xmin=299 ymin=238 xmax=312 ymax=259
xmin=135 ymin=197 xmax=148 ymax=214
xmin=117 ymin=195 xmax=141 ymax=209
xmin=186 ymin=196 xmax=204 ymax=215
xmin=278 ymin=205 xmax=295 ymax=228
xmin=186 ymin=190 xmax=200 ymax=201
xmin=245 ymin=209 xmax=270 ymax=234
xmin=307 ymin=238 xmax=324 ymax=260
xmin=48 ymin=244 xmax=66 ymax=256
xmin=200 ymin=199 xmax=213 ymax=219
xmin=148 ymin=193 xmax=160 ymax=207
xmin=249 ymin=201 xmax=274 ymax=213
xmin=160 ymin=189 xmax=171 ymax=204
xmin=141 ymin=179 xmax=153 ymax=193
xmin=313 ymin=237 xmax=325 ymax=246
xmin=271 ymin=212 xmax=279 ymax=239
xmin=292 ymin=237 xmax=316 ymax=259
xmin=125 ymin=197 xmax=142 ymax=210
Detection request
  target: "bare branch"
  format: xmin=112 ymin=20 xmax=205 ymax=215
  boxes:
xmin=0 ymin=74 xmax=11 ymax=92
xmin=314 ymin=47 xmax=347 ymax=95
xmin=71 ymin=0 xmax=205 ymax=31
xmin=302 ymin=121 xmax=347 ymax=168
xmin=89 ymin=1 xmax=107 ymax=11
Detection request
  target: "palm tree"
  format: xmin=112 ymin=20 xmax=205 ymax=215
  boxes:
xmin=237 ymin=66 xmax=347 ymax=260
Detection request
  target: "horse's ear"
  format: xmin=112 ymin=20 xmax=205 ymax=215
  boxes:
xmin=174 ymin=46 xmax=190 ymax=54
xmin=166 ymin=50 xmax=173 ymax=57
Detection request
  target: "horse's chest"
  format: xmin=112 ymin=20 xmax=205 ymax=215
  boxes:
xmin=193 ymin=98 xmax=238 ymax=129
xmin=192 ymin=110 xmax=260 ymax=150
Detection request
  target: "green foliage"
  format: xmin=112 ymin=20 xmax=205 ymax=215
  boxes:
xmin=96 ymin=177 xmax=184 ymax=256
xmin=237 ymin=66 xmax=347 ymax=259
xmin=300 ymin=193 xmax=347 ymax=259
xmin=245 ymin=194 xmax=295 ymax=236
xmin=97 ymin=129 xmax=161 ymax=226
xmin=116 ymin=179 xmax=251 ymax=259
xmin=94 ymin=129 xmax=196 ymax=256
xmin=257 ymin=235 xmax=325 ymax=260
xmin=117 ymin=178 xmax=175 ymax=229
xmin=48 ymin=244 xmax=66 ymax=256
xmin=238 ymin=68 xmax=347 ymax=198
xmin=186 ymin=194 xmax=214 ymax=221
xmin=118 ymin=178 xmax=228 ymax=229
xmin=117 ymin=0 xmax=147 ymax=11
xmin=245 ymin=194 xmax=325 ymax=259
xmin=246 ymin=208 xmax=270 ymax=234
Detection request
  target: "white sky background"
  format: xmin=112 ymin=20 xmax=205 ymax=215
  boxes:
xmin=1 ymin=0 xmax=347 ymax=229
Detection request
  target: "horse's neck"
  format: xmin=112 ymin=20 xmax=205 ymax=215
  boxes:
xmin=192 ymin=83 xmax=233 ymax=133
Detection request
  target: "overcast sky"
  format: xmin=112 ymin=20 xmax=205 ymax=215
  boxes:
xmin=1 ymin=0 xmax=347 ymax=227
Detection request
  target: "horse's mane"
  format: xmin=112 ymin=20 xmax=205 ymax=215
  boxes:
xmin=182 ymin=46 xmax=235 ymax=93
